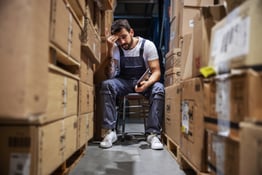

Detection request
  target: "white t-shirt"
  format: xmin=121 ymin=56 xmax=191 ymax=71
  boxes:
xmin=112 ymin=37 xmax=159 ymax=69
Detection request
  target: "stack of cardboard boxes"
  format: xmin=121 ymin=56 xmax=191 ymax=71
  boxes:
xmin=0 ymin=0 xmax=115 ymax=174
xmin=165 ymin=0 xmax=262 ymax=174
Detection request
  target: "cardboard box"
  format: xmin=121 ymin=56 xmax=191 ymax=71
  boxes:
xmin=240 ymin=122 xmax=262 ymax=175
xmin=96 ymin=0 xmax=116 ymax=10
xmin=203 ymin=78 xmax=217 ymax=119
xmin=181 ymin=6 xmax=226 ymax=80
xmin=204 ymin=70 xmax=262 ymax=138
xmin=67 ymin=0 xmax=85 ymax=20
xmin=87 ymin=112 xmax=94 ymax=140
xmin=206 ymin=129 xmax=240 ymax=175
xmin=169 ymin=0 xmax=183 ymax=49
xmin=82 ymin=18 xmax=101 ymax=64
xmin=79 ymin=82 xmax=94 ymax=114
xmin=184 ymin=0 xmax=215 ymax=7
xmin=0 ymin=115 xmax=77 ymax=175
xmin=46 ymin=69 xmax=78 ymax=123
xmin=209 ymin=0 xmax=262 ymax=73
xmin=101 ymin=10 xmax=113 ymax=37
xmin=180 ymin=77 xmax=206 ymax=171
xmin=77 ymin=113 xmax=89 ymax=149
xmin=0 ymin=0 xmax=49 ymax=119
xmin=70 ymin=14 xmax=81 ymax=62
xmin=164 ymin=67 xmax=181 ymax=87
xmin=193 ymin=5 xmax=226 ymax=76
xmin=64 ymin=115 xmax=78 ymax=160
xmin=165 ymin=48 xmax=181 ymax=70
xmin=169 ymin=0 xmax=183 ymax=21
xmin=50 ymin=0 xmax=81 ymax=62
xmin=180 ymin=34 xmax=194 ymax=80
xmin=80 ymin=52 xmax=94 ymax=86
xmin=181 ymin=7 xmax=201 ymax=36
xmin=164 ymin=85 xmax=182 ymax=144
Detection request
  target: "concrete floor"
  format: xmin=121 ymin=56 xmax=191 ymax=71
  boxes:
xmin=69 ymin=121 xmax=187 ymax=175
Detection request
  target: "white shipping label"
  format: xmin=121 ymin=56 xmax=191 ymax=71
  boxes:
xmin=189 ymin=19 xmax=194 ymax=28
xmin=9 ymin=153 xmax=31 ymax=175
xmin=211 ymin=16 xmax=250 ymax=65
xmin=181 ymin=101 xmax=189 ymax=134
xmin=216 ymin=79 xmax=231 ymax=136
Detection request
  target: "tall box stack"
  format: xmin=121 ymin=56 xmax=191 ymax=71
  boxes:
xmin=92 ymin=0 xmax=115 ymax=140
xmin=203 ymin=0 xmax=262 ymax=174
xmin=165 ymin=0 xmax=231 ymax=174
xmin=164 ymin=0 xmax=183 ymax=147
xmin=0 ymin=0 xmax=90 ymax=174
xmin=182 ymin=1 xmax=220 ymax=173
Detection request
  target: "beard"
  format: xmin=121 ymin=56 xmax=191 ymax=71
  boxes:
xmin=121 ymin=37 xmax=133 ymax=50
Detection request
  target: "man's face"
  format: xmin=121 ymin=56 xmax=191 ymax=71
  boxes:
xmin=115 ymin=28 xmax=134 ymax=50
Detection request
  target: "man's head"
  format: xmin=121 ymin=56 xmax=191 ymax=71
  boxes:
xmin=111 ymin=19 xmax=134 ymax=50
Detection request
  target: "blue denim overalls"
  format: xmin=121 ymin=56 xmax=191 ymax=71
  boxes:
xmin=100 ymin=39 xmax=165 ymax=134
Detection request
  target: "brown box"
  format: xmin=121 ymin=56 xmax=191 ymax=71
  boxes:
xmin=64 ymin=115 xmax=78 ymax=159
xmin=101 ymin=10 xmax=114 ymax=37
xmin=180 ymin=77 xmax=206 ymax=171
xmin=203 ymin=78 xmax=217 ymax=119
xmin=193 ymin=5 xmax=226 ymax=77
xmin=79 ymin=82 xmax=94 ymax=114
xmin=206 ymin=129 xmax=240 ymax=175
xmin=209 ymin=0 xmax=262 ymax=73
xmin=184 ymin=0 xmax=215 ymax=7
xmin=240 ymin=122 xmax=262 ymax=175
xmin=80 ymin=52 xmax=94 ymax=86
xmin=50 ymin=0 xmax=81 ymax=62
xmin=82 ymin=18 xmax=101 ymax=64
xmin=67 ymin=0 xmax=85 ymax=20
xmin=181 ymin=7 xmax=201 ymax=36
xmin=96 ymin=0 xmax=116 ymax=10
xmin=165 ymin=48 xmax=181 ymax=70
xmin=204 ymin=70 xmax=262 ymax=139
xmin=70 ymin=14 xmax=81 ymax=62
xmin=0 ymin=0 xmax=49 ymax=119
xmin=0 ymin=115 xmax=77 ymax=175
xmin=46 ymin=69 xmax=78 ymax=123
xmin=180 ymin=34 xmax=193 ymax=80
xmin=164 ymin=85 xmax=182 ymax=145
xmin=164 ymin=67 xmax=181 ymax=87
xmin=169 ymin=0 xmax=183 ymax=21
xmin=77 ymin=113 xmax=89 ymax=149
xmin=181 ymin=6 xmax=226 ymax=80
xmin=87 ymin=112 xmax=94 ymax=141
xmin=169 ymin=0 xmax=183 ymax=49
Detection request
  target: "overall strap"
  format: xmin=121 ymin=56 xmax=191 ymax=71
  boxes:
xmin=139 ymin=39 xmax=146 ymax=57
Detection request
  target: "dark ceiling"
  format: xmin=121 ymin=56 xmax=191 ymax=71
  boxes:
xmin=113 ymin=0 xmax=160 ymax=40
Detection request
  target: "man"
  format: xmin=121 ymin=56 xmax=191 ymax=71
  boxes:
xmin=100 ymin=19 xmax=165 ymax=150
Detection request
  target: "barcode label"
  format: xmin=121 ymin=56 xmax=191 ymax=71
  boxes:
xmin=9 ymin=153 xmax=31 ymax=175
xmin=211 ymin=16 xmax=250 ymax=65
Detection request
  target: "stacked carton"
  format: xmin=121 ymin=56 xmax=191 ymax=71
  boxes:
xmin=167 ymin=0 xmax=262 ymax=174
xmin=164 ymin=0 xmax=260 ymax=173
xmin=0 ymin=0 xmax=107 ymax=174
xmin=204 ymin=0 xmax=262 ymax=174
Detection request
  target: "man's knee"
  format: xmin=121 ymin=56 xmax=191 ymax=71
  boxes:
xmin=152 ymin=82 xmax=165 ymax=97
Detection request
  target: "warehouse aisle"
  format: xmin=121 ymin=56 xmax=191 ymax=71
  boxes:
xmin=69 ymin=122 xmax=186 ymax=175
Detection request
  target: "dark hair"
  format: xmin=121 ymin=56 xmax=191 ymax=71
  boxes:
xmin=111 ymin=19 xmax=131 ymax=35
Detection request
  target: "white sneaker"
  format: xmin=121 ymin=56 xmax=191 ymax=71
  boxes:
xmin=147 ymin=134 xmax=163 ymax=150
xmin=100 ymin=130 xmax=117 ymax=149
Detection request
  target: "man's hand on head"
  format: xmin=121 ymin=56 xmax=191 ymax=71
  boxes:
xmin=107 ymin=35 xmax=119 ymax=47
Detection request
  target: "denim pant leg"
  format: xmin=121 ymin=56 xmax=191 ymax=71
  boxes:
xmin=145 ymin=82 xmax=165 ymax=134
xmin=100 ymin=78 xmax=134 ymax=129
